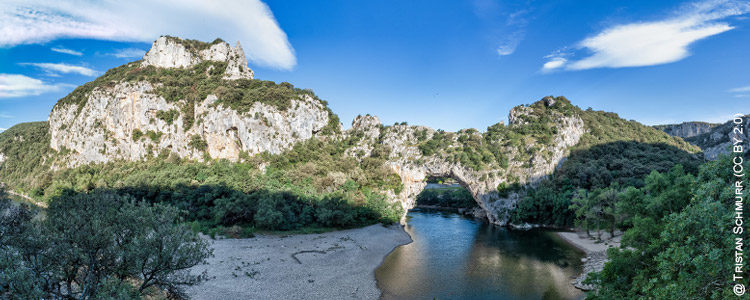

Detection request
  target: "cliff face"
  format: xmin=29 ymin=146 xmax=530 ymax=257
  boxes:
xmin=142 ymin=36 xmax=254 ymax=80
xmin=346 ymin=97 xmax=585 ymax=225
xmin=682 ymin=116 xmax=750 ymax=160
xmin=41 ymin=36 xmax=703 ymax=226
xmin=654 ymin=122 xmax=717 ymax=138
xmin=49 ymin=37 xmax=331 ymax=167
xmin=656 ymin=117 xmax=749 ymax=160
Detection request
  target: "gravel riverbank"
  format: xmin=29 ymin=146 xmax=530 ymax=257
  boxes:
xmin=186 ymin=224 xmax=412 ymax=299
xmin=556 ymin=231 xmax=621 ymax=291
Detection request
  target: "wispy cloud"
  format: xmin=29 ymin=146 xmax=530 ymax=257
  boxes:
xmin=728 ymin=84 xmax=750 ymax=97
xmin=0 ymin=74 xmax=62 ymax=98
xmin=51 ymin=46 xmax=82 ymax=56
xmin=0 ymin=112 xmax=13 ymax=118
xmin=20 ymin=63 xmax=97 ymax=76
xmin=729 ymin=85 xmax=750 ymax=93
xmin=0 ymin=0 xmax=296 ymax=69
xmin=542 ymin=57 xmax=567 ymax=71
xmin=542 ymin=0 xmax=750 ymax=71
xmin=473 ymin=0 xmax=532 ymax=57
xmin=109 ymin=48 xmax=146 ymax=58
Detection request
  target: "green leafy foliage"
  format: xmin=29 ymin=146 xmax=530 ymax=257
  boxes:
xmin=189 ymin=134 xmax=208 ymax=151
xmin=0 ymin=124 xmax=404 ymax=232
xmin=0 ymin=191 xmax=212 ymax=299
xmin=585 ymin=155 xmax=748 ymax=299
xmin=416 ymin=187 xmax=477 ymax=209
xmin=155 ymin=109 xmax=179 ymax=125
xmin=0 ymin=122 xmax=53 ymax=196
xmin=54 ymin=56 xmax=341 ymax=134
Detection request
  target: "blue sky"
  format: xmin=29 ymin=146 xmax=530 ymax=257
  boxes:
xmin=1 ymin=0 xmax=749 ymax=132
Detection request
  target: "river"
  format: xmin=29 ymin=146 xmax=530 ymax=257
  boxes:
xmin=375 ymin=208 xmax=585 ymax=300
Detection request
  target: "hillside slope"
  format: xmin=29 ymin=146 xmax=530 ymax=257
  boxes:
xmin=0 ymin=37 xmax=702 ymax=228
xmin=49 ymin=36 xmax=339 ymax=167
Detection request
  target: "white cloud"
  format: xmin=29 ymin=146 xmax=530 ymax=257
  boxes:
xmin=729 ymin=85 xmax=750 ymax=93
xmin=0 ymin=0 xmax=296 ymax=69
xmin=542 ymin=57 xmax=567 ymax=71
xmin=0 ymin=74 xmax=62 ymax=98
xmin=109 ymin=48 xmax=146 ymax=58
xmin=473 ymin=0 xmax=531 ymax=57
xmin=51 ymin=46 xmax=82 ymax=56
xmin=0 ymin=112 xmax=13 ymax=118
xmin=20 ymin=63 xmax=97 ymax=76
xmin=543 ymin=0 xmax=750 ymax=71
xmin=496 ymin=44 xmax=516 ymax=56
xmin=728 ymin=84 xmax=750 ymax=98
xmin=0 ymin=128 xmax=6 ymax=132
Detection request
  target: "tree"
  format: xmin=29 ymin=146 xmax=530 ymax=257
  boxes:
xmin=0 ymin=191 xmax=212 ymax=299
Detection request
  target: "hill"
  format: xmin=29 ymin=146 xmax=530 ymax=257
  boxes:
xmin=0 ymin=36 xmax=702 ymax=230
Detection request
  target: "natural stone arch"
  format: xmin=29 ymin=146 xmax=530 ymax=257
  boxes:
xmin=346 ymin=97 xmax=585 ymax=225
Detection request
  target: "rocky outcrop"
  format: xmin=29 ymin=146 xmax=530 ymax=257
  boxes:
xmin=654 ymin=121 xmax=717 ymax=138
xmin=142 ymin=36 xmax=253 ymax=80
xmin=49 ymin=37 xmax=331 ymax=167
xmin=682 ymin=115 xmax=750 ymax=160
xmin=347 ymin=99 xmax=585 ymax=225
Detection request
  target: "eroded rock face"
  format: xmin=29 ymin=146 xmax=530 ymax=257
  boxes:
xmin=49 ymin=36 xmax=331 ymax=167
xmin=142 ymin=36 xmax=254 ymax=80
xmin=346 ymin=102 xmax=585 ymax=225
xmin=660 ymin=116 xmax=750 ymax=160
xmin=655 ymin=122 xmax=717 ymax=138
xmin=49 ymin=82 xmax=330 ymax=167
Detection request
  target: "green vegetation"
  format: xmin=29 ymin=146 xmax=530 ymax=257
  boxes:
xmin=416 ymin=187 xmax=476 ymax=209
xmin=163 ymin=35 xmax=225 ymax=52
xmin=0 ymin=123 xmax=403 ymax=232
xmin=509 ymin=98 xmax=701 ymax=228
xmin=0 ymin=122 xmax=53 ymax=193
xmin=583 ymin=155 xmax=748 ymax=299
xmin=0 ymin=189 xmax=211 ymax=299
xmin=156 ymin=109 xmax=179 ymax=125
xmin=132 ymin=128 xmax=144 ymax=141
xmin=54 ymin=58 xmax=340 ymax=134
xmin=189 ymin=134 xmax=208 ymax=151
xmin=147 ymin=130 xmax=163 ymax=142
xmin=413 ymin=97 xmax=697 ymax=172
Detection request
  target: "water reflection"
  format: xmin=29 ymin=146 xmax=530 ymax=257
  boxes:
xmin=375 ymin=209 xmax=584 ymax=300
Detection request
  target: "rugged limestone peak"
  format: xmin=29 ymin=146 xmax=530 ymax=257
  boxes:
xmin=678 ymin=115 xmax=750 ymax=160
xmin=654 ymin=121 xmax=718 ymax=138
xmin=48 ymin=35 xmax=334 ymax=167
xmin=142 ymin=36 xmax=254 ymax=80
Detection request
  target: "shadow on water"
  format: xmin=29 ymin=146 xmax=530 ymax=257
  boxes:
xmin=376 ymin=208 xmax=585 ymax=300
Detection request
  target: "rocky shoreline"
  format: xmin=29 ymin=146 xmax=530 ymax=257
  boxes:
xmin=555 ymin=231 xmax=621 ymax=291
xmin=186 ymin=224 xmax=411 ymax=300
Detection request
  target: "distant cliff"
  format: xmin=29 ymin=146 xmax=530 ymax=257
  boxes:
xmin=656 ymin=117 xmax=749 ymax=160
xmin=654 ymin=121 xmax=718 ymax=138
xmin=683 ymin=116 xmax=750 ymax=160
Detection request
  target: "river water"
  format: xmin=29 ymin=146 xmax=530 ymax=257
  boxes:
xmin=375 ymin=209 xmax=585 ymax=300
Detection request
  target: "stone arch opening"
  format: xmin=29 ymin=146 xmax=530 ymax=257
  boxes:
xmin=413 ymin=175 xmax=481 ymax=216
xmin=390 ymin=164 xmax=508 ymax=225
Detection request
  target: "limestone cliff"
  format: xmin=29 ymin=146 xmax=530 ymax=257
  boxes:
xmin=345 ymin=97 xmax=585 ymax=225
xmin=681 ymin=115 xmax=750 ymax=160
xmin=49 ymin=37 xmax=333 ymax=167
xmin=142 ymin=36 xmax=254 ymax=80
xmin=654 ymin=121 xmax=717 ymax=138
xmin=39 ymin=36 xmax=701 ymax=226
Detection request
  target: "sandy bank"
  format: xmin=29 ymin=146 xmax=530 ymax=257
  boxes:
xmin=186 ymin=224 xmax=412 ymax=300
xmin=555 ymin=231 xmax=621 ymax=291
